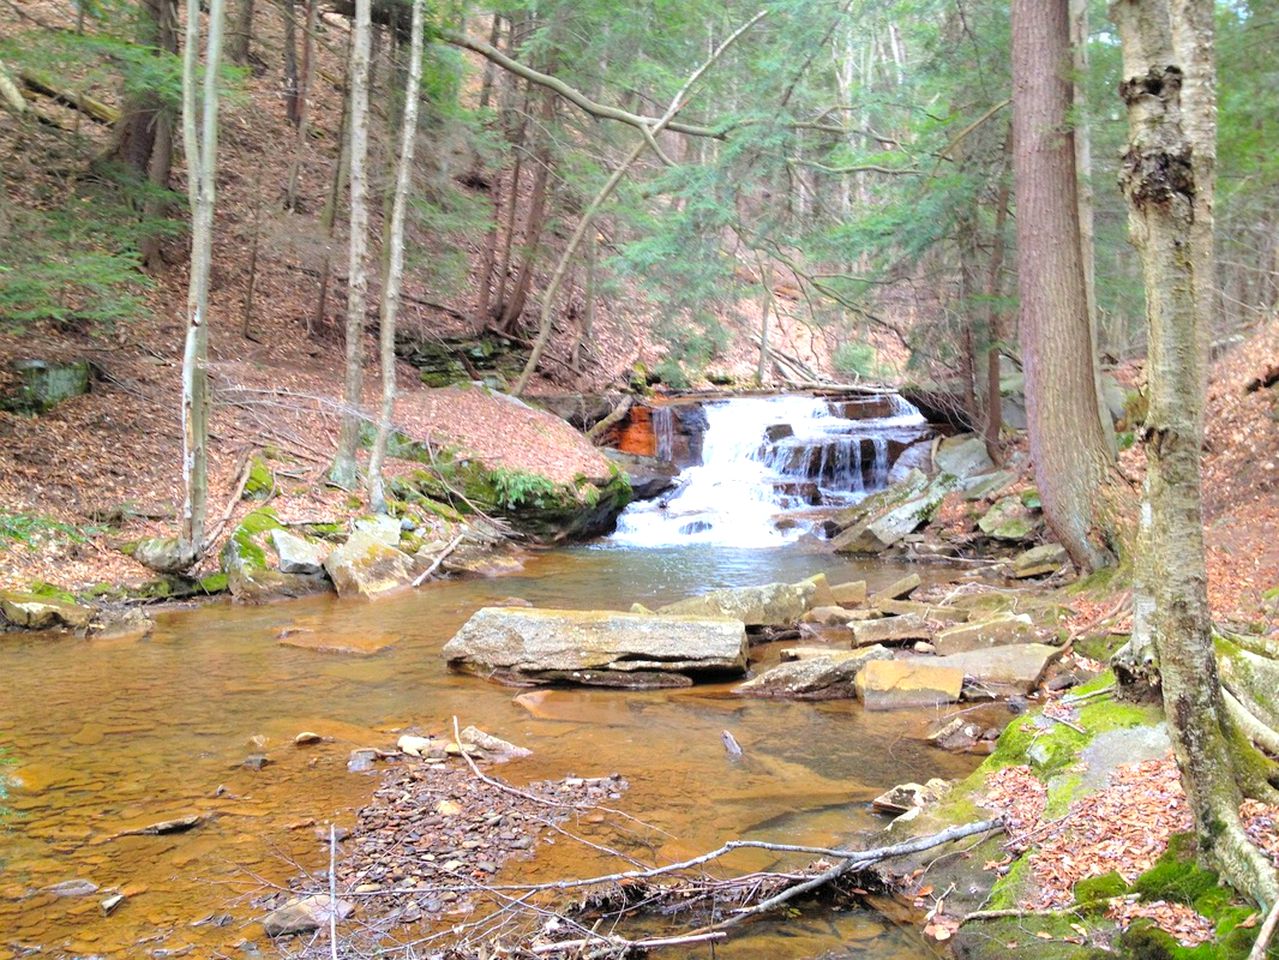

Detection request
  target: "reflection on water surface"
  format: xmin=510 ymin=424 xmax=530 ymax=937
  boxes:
xmin=0 ymin=545 xmax=970 ymax=959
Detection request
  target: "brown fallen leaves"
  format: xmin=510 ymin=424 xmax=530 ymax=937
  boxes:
xmin=978 ymin=754 xmax=1279 ymax=947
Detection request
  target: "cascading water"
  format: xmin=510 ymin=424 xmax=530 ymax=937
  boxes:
xmin=609 ymin=393 xmax=927 ymax=548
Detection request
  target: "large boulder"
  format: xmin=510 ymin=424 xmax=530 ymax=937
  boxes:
xmin=933 ymin=644 xmax=1064 ymax=696
xmin=656 ymin=581 xmax=816 ymax=627
xmin=603 ymin=449 xmax=679 ymax=500
xmin=887 ymin=439 xmax=933 ymax=485
xmin=270 ymin=529 xmax=329 ymax=575
xmin=0 ymin=591 xmax=92 ymax=631
xmin=934 ymin=434 xmax=994 ymax=480
xmin=933 ymin=613 xmax=1041 ymax=655
xmin=735 ymin=645 xmax=892 ymax=700
xmin=443 ymin=607 xmax=748 ymax=685
xmin=221 ymin=509 xmax=329 ymax=603
xmin=854 ymin=659 xmax=964 ymax=710
xmin=977 ymin=496 xmax=1041 ymax=542
xmin=850 ymin=615 xmax=934 ymax=647
xmin=323 ymin=530 xmax=415 ymax=601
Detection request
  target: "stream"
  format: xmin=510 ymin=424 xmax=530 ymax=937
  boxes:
xmin=1 ymin=397 xmax=977 ymax=960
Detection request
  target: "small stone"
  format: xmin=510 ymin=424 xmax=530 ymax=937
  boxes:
xmin=435 ymin=800 xmax=463 ymax=816
xmin=241 ymin=754 xmax=270 ymax=771
xmin=101 ymin=893 xmax=125 ymax=915
xmin=261 ymin=895 xmax=354 ymax=938
xmin=45 ymin=879 xmax=99 ymax=897
xmin=293 ymin=731 xmax=323 ymax=745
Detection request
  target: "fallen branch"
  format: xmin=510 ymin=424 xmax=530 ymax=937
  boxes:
xmin=530 ymin=931 xmax=728 ymax=955
xmin=1249 ymin=895 xmax=1279 ymax=960
xmin=411 ymin=532 xmax=464 ymax=587
xmin=584 ymin=395 xmax=634 ymax=443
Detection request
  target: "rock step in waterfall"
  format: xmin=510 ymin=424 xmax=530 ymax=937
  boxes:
xmin=609 ymin=394 xmax=930 ymax=548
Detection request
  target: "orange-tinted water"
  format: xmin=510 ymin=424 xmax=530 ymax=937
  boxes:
xmin=0 ymin=544 xmax=975 ymax=959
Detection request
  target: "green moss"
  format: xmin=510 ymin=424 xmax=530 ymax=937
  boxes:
xmin=244 ymin=456 xmax=274 ymax=498
xmin=225 ymin=507 xmax=282 ymax=569
xmin=27 ymin=580 xmax=77 ymax=604
xmin=1045 ymin=773 xmax=1084 ymax=818
xmin=197 ymin=572 xmax=228 ymax=594
xmin=987 ymin=855 xmax=1034 ymax=909
xmin=1073 ymin=871 xmax=1129 ymax=906
xmin=1021 ymin=487 xmax=1042 ymax=509
xmin=305 ymin=522 xmax=344 ymax=539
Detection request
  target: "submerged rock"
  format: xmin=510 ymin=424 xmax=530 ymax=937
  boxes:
xmin=655 ymin=581 xmax=816 ymax=627
xmin=855 ymin=659 xmax=965 ymax=710
xmin=262 ymin=894 xmax=354 ymax=937
xmin=443 ymin=607 xmax=748 ymax=684
xmin=734 ymin=645 xmax=892 ymax=700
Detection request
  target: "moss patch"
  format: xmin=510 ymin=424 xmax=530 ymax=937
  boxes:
xmin=244 ymin=456 xmax=274 ymax=498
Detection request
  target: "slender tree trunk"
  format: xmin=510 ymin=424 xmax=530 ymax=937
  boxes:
xmin=312 ymin=59 xmax=350 ymax=335
xmin=955 ymin=210 xmax=982 ymax=428
xmin=179 ymin=0 xmax=227 ymax=561
xmin=478 ymin=14 xmax=501 ymax=110
xmin=329 ymin=0 xmax=372 ymax=489
xmin=983 ymin=132 xmax=1013 ymax=460
xmin=367 ymin=0 xmax=424 ymax=513
xmin=227 ymin=0 xmax=254 ymax=65
xmin=1011 ymin=0 xmax=1124 ymax=572
xmin=756 ymin=258 xmax=772 ymax=387
xmin=1113 ymin=0 xmax=1279 ymax=908
xmin=571 ymin=232 xmax=596 ymax=374
xmin=283 ymin=0 xmax=301 ymax=126
xmin=284 ymin=0 xmax=318 ymax=210
xmin=498 ymin=87 xmax=556 ymax=333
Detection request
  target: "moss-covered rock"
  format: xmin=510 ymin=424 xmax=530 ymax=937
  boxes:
xmin=243 ymin=456 xmax=275 ymax=498
xmin=0 ymin=590 xmax=93 ymax=631
xmin=220 ymin=508 xmax=330 ymax=603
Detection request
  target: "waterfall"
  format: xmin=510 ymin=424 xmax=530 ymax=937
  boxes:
xmin=652 ymin=405 xmax=675 ymax=462
xmin=608 ymin=393 xmax=928 ymax=548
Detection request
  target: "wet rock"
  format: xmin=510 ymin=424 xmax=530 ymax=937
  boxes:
xmin=875 ymin=598 xmax=967 ymax=622
xmin=871 ymin=778 xmax=952 ymax=815
xmin=655 ymin=580 xmax=815 ymax=627
xmin=0 ymin=591 xmax=92 ymax=631
xmin=830 ymin=579 xmax=868 ymax=606
xmin=934 ymin=434 xmax=994 ymax=480
xmin=91 ymin=608 xmax=155 ymax=642
xmin=933 ymin=613 xmax=1039 ymax=655
xmin=353 ymin=513 xmax=403 ymax=547
xmin=854 ymin=659 xmax=964 ymax=710
xmin=100 ymin=893 xmax=125 ymax=915
xmin=734 ymin=645 xmax=893 ymax=700
xmin=117 ymin=813 xmax=206 ymax=836
xmin=679 ymin=520 xmax=713 ymax=536
xmin=765 ymin=423 xmax=794 ymax=442
xmin=294 ymin=731 xmax=324 ymax=745
xmin=278 ymin=629 xmax=399 ymax=655
xmin=977 ymin=496 xmax=1040 ymax=542
xmin=933 ymin=643 xmax=1064 ymax=695
xmin=459 ymin=725 xmax=532 ymax=762
xmin=602 ymin=449 xmax=679 ymax=500
xmin=347 ymin=748 xmax=379 ymax=772
xmin=962 ymin=469 xmax=1018 ymax=501
xmin=850 ymin=614 xmax=934 ymax=646
xmin=440 ymin=544 xmax=526 ymax=578
xmin=831 ymin=491 xmax=940 ymax=554
xmin=242 ymin=754 xmax=271 ymax=771
xmin=269 ymin=529 xmax=328 ymax=575
xmin=1010 ymin=542 xmax=1070 ymax=579
xmin=801 ymin=605 xmax=864 ymax=626
xmin=927 ymin=717 xmax=982 ymax=751
xmin=45 ymin=879 xmax=99 ymax=897
xmin=222 ymin=509 xmax=331 ymax=603
xmin=396 ymin=734 xmax=444 ymax=758
xmin=262 ymin=895 xmax=354 ymax=937
xmin=443 ymin=607 xmax=748 ymax=683
xmin=324 ymin=530 xmax=415 ymax=601
xmin=869 ymin=573 xmax=921 ymax=603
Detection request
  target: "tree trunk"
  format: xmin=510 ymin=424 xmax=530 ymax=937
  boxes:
xmin=227 ymin=0 xmax=254 ymax=65
xmin=1113 ymin=0 xmax=1279 ymax=908
xmin=756 ymin=257 xmax=772 ymax=387
xmin=111 ymin=0 xmax=177 ymax=177
xmin=498 ymin=86 xmax=556 ymax=333
xmin=329 ymin=0 xmax=372 ymax=489
xmin=367 ymin=0 xmax=424 ymax=513
xmin=179 ymin=0 xmax=227 ymax=562
xmin=283 ymin=0 xmax=301 ymax=126
xmin=955 ymin=209 xmax=982 ymax=429
xmin=1011 ymin=0 xmax=1123 ymax=572
xmin=284 ymin=0 xmax=318 ymax=210
xmin=983 ymin=129 xmax=1013 ymax=460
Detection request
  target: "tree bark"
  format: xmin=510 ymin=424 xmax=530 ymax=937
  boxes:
xmin=983 ymin=129 xmax=1013 ymax=460
xmin=367 ymin=0 xmax=425 ymax=513
xmin=179 ymin=0 xmax=227 ymax=562
xmin=111 ymin=0 xmax=178 ymax=178
xmin=1113 ymin=0 xmax=1279 ymax=908
xmin=1011 ymin=0 xmax=1123 ymax=572
xmin=283 ymin=0 xmax=301 ymax=126
xmin=227 ymin=0 xmax=254 ymax=65
xmin=329 ymin=0 xmax=372 ymax=489
xmin=498 ymin=85 xmax=557 ymax=333
xmin=284 ymin=0 xmax=318 ymax=210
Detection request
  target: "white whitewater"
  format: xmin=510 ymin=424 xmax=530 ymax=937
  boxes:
xmin=609 ymin=394 xmax=925 ymax=548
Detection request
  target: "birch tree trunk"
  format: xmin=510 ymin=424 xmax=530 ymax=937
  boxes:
xmin=179 ymin=0 xmax=228 ymax=562
xmin=1011 ymin=0 xmax=1126 ymax=572
xmin=329 ymin=0 xmax=372 ymax=489
xmin=1113 ymin=0 xmax=1279 ymax=908
xmin=367 ymin=0 xmax=425 ymax=513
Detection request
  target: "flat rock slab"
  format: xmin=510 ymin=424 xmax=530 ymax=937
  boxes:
xmin=735 ymin=645 xmax=891 ymax=700
xmin=1011 ymin=543 xmax=1070 ymax=578
xmin=933 ymin=643 xmax=1064 ymax=694
xmin=1 ymin=592 xmax=92 ymax=631
xmin=855 ymin=659 xmax=964 ymax=710
xmin=830 ymin=580 xmax=868 ymax=605
xmin=851 ymin=614 xmax=934 ymax=646
xmin=656 ymin=581 xmax=815 ymax=627
xmin=278 ymin=629 xmax=400 ymax=656
xmin=934 ymin=434 xmax=994 ymax=480
xmin=876 ymin=598 xmax=969 ymax=622
xmin=444 ymin=607 xmax=748 ymax=684
xmin=869 ymin=573 xmax=922 ymax=603
xmin=323 ymin=530 xmax=415 ymax=601
xmin=933 ymin=613 xmax=1039 ymax=655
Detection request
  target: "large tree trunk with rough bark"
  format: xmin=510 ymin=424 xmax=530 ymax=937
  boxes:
xmin=179 ymin=0 xmax=227 ymax=562
xmin=1113 ymin=0 xmax=1279 ymax=908
xmin=329 ymin=0 xmax=372 ymax=489
xmin=1011 ymin=0 xmax=1126 ymax=572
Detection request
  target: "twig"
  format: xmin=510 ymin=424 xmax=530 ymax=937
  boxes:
xmin=411 ymin=533 xmax=465 ymax=587
xmin=328 ymin=824 xmax=338 ymax=960
xmin=1062 ymin=684 xmax=1114 ymax=705
xmin=1044 ymin=713 xmax=1086 ymax=735
xmin=961 ymin=897 xmax=1126 ymax=925
xmin=530 ymin=931 xmax=728 ymax=955
xmin=1249 ymin=897 xmax=1279 ymax=960
xmin=203 ymin=454 xmax=255 ymax=549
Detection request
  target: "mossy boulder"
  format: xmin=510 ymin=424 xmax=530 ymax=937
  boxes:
xmin=243 ymin=456 xmax=275 ymax=498
xmin=322 ymin=530 xmax=415 ymax=601
xmin=978 ymin=495 xmax=1042 ymax=542
xmin=128 ymin=536 xmax=195 ymax=575
xmin=221 ymin=508 xmax=330 ymax=603
xmin=0 ymin=590 xmax=93 ymax=631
